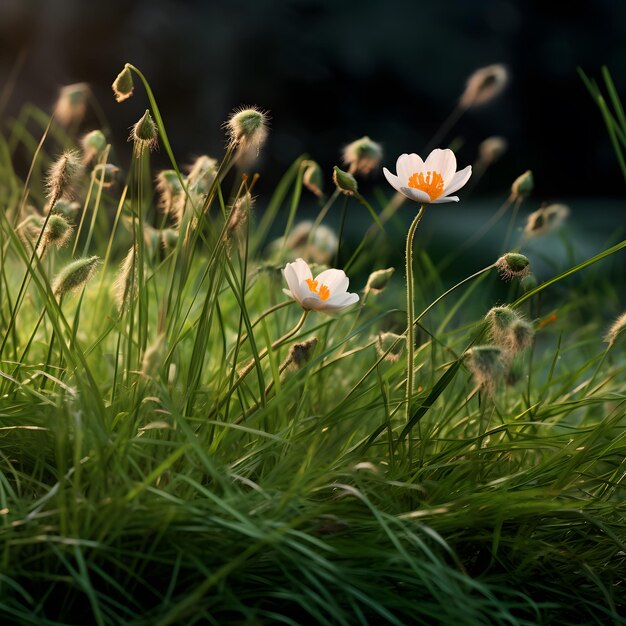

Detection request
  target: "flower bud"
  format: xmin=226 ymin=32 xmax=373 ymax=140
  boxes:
xmin=519 ymin=273 xmax=538 ymax=293
xmin=81 ymin=130 xmax=107 ymax=164
xmin=112 ymin=65 xmax=134 ymax=103
xmin=52 ymin=256 xmax=100 ymax=296
xmin=226 ymin=106 xmax=269 ymax=154
xmin=342 ymin=136 xmax=383 ymax=175
xmin=130 ymin=109 xmax=158 ymax=154
xmin=495 ymin=252 xmax=530 ymax=281
xmin=40 ymin=214 xmax=73 ymax=254
xmin=460 ymin=64 xmax=509 ymax=109
xmin=365 ymin=267 xmax=395 ymax=294
xmin=54 ymin=83 xmax=90 ymax=127
xmin=92 ymin=163 xmax=120 ymax=188
xmin=332 ymin=166 xmax=358 ymax=196
xmin=302 ymin=160 xmax=324 ymax=198
xmin=477 ymin=136 xmax=507 ymax=165
xmin=511 ymin=170 xmax=534 ymax=199
xmin=605 ymin=312 xmax=626 ymax=347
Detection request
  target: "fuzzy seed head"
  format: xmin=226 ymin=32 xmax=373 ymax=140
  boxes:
xmin=42 ymin=214 xmax=73 ymax=250
xmin=53 ymin=256 xmax=100 ymax=296
xmin=156 ymin=170 xmax=184 ymax=216
xmin=460 ymin=64 xmax=509 ymax=109
xmin=478 ymin=136 xmax=508 ymax=165
xmin=114 ymin=246 xmax=138 ymax=311
xmin=17 ymin=215 xmax=45 ymax=249
xmin=225 ymin=192 xmax=254 ymax=244
xmin=332 ymin=166 xmax=358 ymax=196
xmin=342 ymin=136 xmax=383 ymax=176
xmin=465 ymin=345 xmax=506 ymax=394
xmin=46 ymin=150 xmax=83 ymax=202
xmin=187 ymin=155 xmax=218 ymax=195
xmin=302 ymin=160 xmax=324 ymax=198
xmin=226 ymin=106 xmax=269 ymax=154
xmin=486 ymin=306 xmax=534 ymax=355
xmin=605 ymin=312 xmax=626 ymax=347
xmin=366 ymin=267 xmax=395 ymax=294
xmin=511 ymin=170 xmax=534 ymax=199
xmin=112 ymin=65 xmax=134 ymax=103
xmin=81 ymin=130 xmax=107 ymax=164
xmin=278 ymin=221 xmax=339 ymax=265
xmin=54 ymin=83 xmax=90 ymax=127
xmin=48 ymin=197 xmax=81 ymax=217
xmin=285 ymin=337 xmax=318 ymax=370
xmin=495 ymin=252 xmax=530 ymax=281
xmin=375 ymin=332 xmax=404 ymax=363
xmin=130 ymin=110 xmax=158 ymax=154
xmin=509 ymin=319 xmax=535 ymax=353
xmin=141 ymin=334 xmax=166 ymax=379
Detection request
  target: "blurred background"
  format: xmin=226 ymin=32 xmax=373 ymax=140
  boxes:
xmin=0 ymin=0 xmax=625 ymax=273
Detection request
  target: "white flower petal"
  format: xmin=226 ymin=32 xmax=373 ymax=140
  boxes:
xmin=323 ymin=292 xmax=360 ymax=311
xmin=300 ymin=296 xmax=324 ymax=311
xmin=399 ymin=186 xmax=431 ymax=204
xmin=291 ymin=258 xmax=313 ymax=282
xmin=314 ymin=268 xmax=349 ymax=293
xmin=282 ymin=288 xmax=295 ymax=299
xmin=430 ymin=195 xmax=459 ymax=204
xmin=424 ymin=148 xmax=457 ymax=185
xmin=383 ymin=167 xmax=401 ymax=192
xmin=443 ymin=165 xmax=472 ymax=195
xmin=282 ymin=264 xmax=301 ymax=300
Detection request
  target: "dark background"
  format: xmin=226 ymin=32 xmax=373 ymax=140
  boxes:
xmin=1 ymin=0 xmax=625 ymax=212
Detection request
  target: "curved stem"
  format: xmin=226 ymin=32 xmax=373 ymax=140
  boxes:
xmin=405 ymin=205 xmax=426 ymax=423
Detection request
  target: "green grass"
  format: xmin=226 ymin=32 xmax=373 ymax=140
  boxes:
xmin=0 ymin=64 xmax=624 ymax=625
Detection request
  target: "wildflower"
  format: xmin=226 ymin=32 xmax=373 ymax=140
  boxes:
xmin=383 ymin=149 xmax=471 ymax=204
xmin=605 ymin=312 xmax=626 ymax=347
xmin=226 ymin=106 xmax=269 ymax=154
xmin=46 ymin=150 xmax=83 ymax=202
xmin=523 ymin=203 xmax=570 ymax=237
xmin=365 ymin=267 xmax=395 ymax=294
xmin=332 ymin=166 xmax=358 ymax=196
xmin=511 ymin=170 xmax=534 ymax=199
xmin=477 ymin=136 xmax=507 ymax=165
xmin=375 ymin=331 xmax=404 ymax=363
xmin=459 ymin=64 xmax=509 ymax=109
xmin=465 ymin=345 xmax=506 ymax=393
xmin=81 ymin=130 xmax=107 ymax=164
xmin=112 ymin=65 xmax=134 ymax=102
xmin=129 ymin=109 xmax=158 ymax=155
xmin=302 ymin=160 xmax=324 ymax=197
xmin=282 ymin=258 xmax=359 ymax=313
xmin=342 ymin=136 xmax=383 ymax=175
xmin=52 ymin=256 xmax=100 ymax=296
xmin=54 ymin=83 xmax=90 ymax=127
xmin=495 ymin=252 xmax=530 ymax=281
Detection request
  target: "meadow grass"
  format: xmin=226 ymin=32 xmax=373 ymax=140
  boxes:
xmin=0 ymin=64 xmax=624 ymax=625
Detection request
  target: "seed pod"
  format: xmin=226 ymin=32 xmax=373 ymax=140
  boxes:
xmin=226 ymin=106 xmax=269 ymax=154
xmin=342 ymin=136 xmax=383 ymax=176
xmin=495 ymin=252 xmax=530 ymax=281
xmin=460 ymin=64 xmax=509 ymax=109
xmin=52 ymin=256 xmax=100 ymax=296
xmin=332 ymin=166 xmax=358 ymax=196
xmin=365 ymin=268 xmax=395 ymax=294
xmin=112 ymin=65 xmax=134 ymax=102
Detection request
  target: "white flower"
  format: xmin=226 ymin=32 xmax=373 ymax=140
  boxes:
xmin=282 ymin=258 xmax=359 ymax=312
xmin=383 ymin=148 xmax=472 ymax=204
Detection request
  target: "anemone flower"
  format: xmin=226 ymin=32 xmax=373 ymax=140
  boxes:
xmin=383 ymin=148 xmax=471 ymax=204
xmin=282 ymin=258 xmax=359 ymax=313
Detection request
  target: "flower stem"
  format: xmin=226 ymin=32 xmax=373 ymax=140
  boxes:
xmin=405 ymin=205 xmax=426 ymax=423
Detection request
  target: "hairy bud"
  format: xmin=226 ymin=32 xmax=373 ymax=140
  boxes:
xmin=342 ymin=136 xmax=383 ymax=176
xmin=332 ymin=166 xmax=358 ymax=196
xmin=112 ymin=65 xmax=134 ymax=103
xmin=495 ymin=253 xmax=530 ymax=281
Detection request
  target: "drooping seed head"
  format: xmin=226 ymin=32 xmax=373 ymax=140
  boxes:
xmin=495 ymin=252 xmax=530 ymax=281
xmin=477 ymin=136 xmax=508 ymax=165
xmin=465 ymin=345 xmax=506 ymax=394
xmin=224 ymin=192 xmax=254 ymax=245
xmin=41 ymin=214 xmax=74 ymax=252
xmin=523 ymin=203 xmax=570 ymax=238
xmin=112 ymin=65 xmax=134 ymax=103
xmin=284 ymin=337 xmax=318 ymax=370
xmin=332 ymin=166 xmax=358 ymax=196
xmin=342 ymin=136 xmax=383 ymax=176
xmin=92 ymin=163 xmax=120 ymax=188
xmin=52 ymin=256 xmax=100 ymax=296
xmin=155 ymin=170 xmax=184 ymax=216
xmin=302 ymin=160 xmax=324 ymax=198
xmin=81 ymin=130 xmax=107 ymax=164
xmin=511 ymin=170 xmax=534 ymax=199
xmin=508 ymin=319 xmax=535 ymax=353
xmin=375 ymin=331 xmax=404 ymax=363
xmin=187 ymin=155 xmax=218 ymax=195
xmin=47 ymin=197 xmax=81 ymax=217
xmin=54 ymin=83 xmax=90 ymax=127
xmin=460 ymin=64 xmax=509 ymax=109
xmin=485 ymin=306 xmax=534 ymax=355
xmin=114 ymin=246 xmax=138 ymax=311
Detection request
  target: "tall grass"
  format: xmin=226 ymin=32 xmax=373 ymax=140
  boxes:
xmin=0 ymin=64 xmax=624 ymax=625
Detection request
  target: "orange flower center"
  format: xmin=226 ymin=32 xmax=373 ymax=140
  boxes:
xmin=408 ymin=171 xmax=444 ymax=200
xmin=305 ymin=278 xmax=330 ymax=301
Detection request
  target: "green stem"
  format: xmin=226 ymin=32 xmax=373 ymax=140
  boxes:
xmin=405 ymin=205 xmax=426 ymax=423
